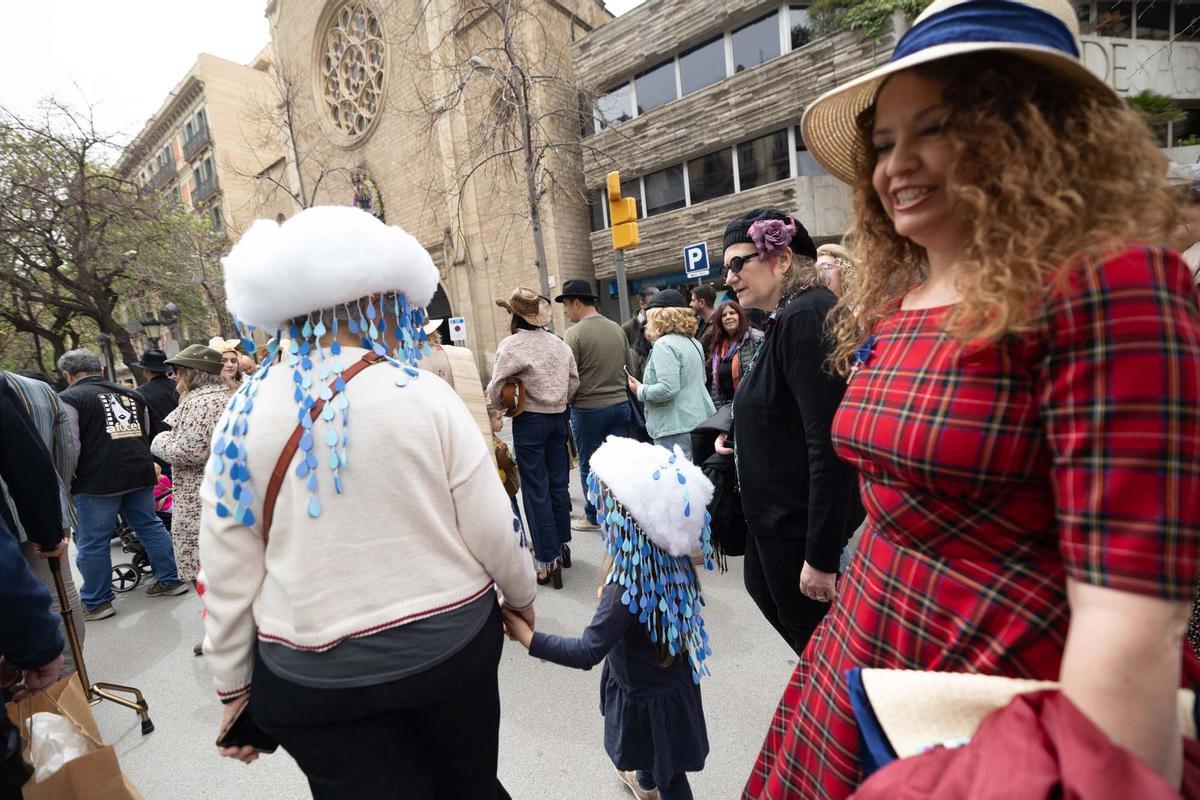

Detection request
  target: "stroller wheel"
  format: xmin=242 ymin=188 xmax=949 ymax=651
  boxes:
xmin=112 ymin=563 xmax=141 ymax=593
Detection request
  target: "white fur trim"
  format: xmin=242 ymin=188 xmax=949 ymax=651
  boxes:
xmin=222 ymin=206 xmax=440 ymax=330
xmin=589 ymin=436 xmax=714 ymax=557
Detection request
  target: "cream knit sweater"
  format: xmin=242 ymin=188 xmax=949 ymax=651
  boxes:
xmin=485 ymin=328 xmax=579 ymax=414
xmin=198 ymin=347 xmax=536 ymax=699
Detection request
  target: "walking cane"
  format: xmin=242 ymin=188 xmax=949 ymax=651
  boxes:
xmin=47 ymin=556 xmax=155 ymax=735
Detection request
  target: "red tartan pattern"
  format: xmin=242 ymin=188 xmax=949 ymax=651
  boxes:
xmin=743 ymin=247 xmax=1200 ymax=799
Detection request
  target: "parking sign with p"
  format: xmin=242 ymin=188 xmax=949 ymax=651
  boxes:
xmin=684 ymin=242 xmax=710 ymax=279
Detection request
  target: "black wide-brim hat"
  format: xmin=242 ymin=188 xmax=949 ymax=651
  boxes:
xmin=554 ymin=278 xmax=599 ymax=303
xmin=132 ymin=348 xmax=170 ymax=373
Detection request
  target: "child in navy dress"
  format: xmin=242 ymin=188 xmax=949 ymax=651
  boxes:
xmin=503 ymin=436 xmax=714 ymax=800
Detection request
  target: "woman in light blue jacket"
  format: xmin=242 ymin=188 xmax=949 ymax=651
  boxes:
xmin=626 ymin=289 xmax=716 ymax=459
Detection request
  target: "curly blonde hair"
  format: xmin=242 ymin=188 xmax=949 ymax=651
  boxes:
xmin=645 ymin=306 xmax=699 ymax=340
xmin=831 ymin=53 xmax=1177 ymax=374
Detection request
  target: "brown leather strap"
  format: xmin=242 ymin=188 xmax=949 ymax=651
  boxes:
xmin=261 ymin=352 xmax=384 ymax=542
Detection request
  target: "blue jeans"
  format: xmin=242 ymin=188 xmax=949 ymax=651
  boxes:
xmin=571 ymin=402 xmax=631 ymax=524
xmin=74 ymin=488 xmax=181 ymax=609
xmin=513 ymin=411 xmax=572 ymax=567
xmin=654 ymin=432 xmax=694 ymax=461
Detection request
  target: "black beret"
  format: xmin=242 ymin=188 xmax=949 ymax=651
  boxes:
xmin=722 ymin=208 xmax=817 ymax=260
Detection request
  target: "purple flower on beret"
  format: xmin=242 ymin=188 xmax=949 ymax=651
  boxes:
xmin=748 ymin=217 xmax=797 ymax=261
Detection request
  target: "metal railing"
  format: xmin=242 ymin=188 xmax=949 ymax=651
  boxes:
xmin=147 ymin=157 xmax=176 ymax=190
xmin=192 ymin=176 xmax=219 ymax=204
xmin=183 ymin=125 xmax=210 ymax=161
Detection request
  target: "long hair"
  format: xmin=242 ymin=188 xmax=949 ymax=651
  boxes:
xmin=830 ymin=52 xmax=1177 ymax=374
xmin=708 ymin=301 xmax=749 ymax=356
xmin=645 ymin=307 xmax=699 ymax=340
xmin=174 ymin=366 xmax=236 ymax=399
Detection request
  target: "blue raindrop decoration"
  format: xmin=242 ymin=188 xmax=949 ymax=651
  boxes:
xmin=586 ymin=469 xmax=714 ymax=684
xmin=210 ymin=292 xmax=431 ymax=530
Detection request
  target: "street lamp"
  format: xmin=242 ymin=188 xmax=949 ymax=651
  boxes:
xmin=159 ymin=303 xmax=181 ymax=357
xmin=139 ymin=313 xmax=162 ymax=343
xmin=96 ymin=333 xmax=116 ymax=381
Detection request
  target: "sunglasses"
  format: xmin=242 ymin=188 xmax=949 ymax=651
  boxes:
xmin=725 ymin=253 xmax=759 ymax=275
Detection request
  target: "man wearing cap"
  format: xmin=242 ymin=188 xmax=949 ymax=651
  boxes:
xmin=133 ymin=348 xmax=178 ymax=473
xmin=556 ymin=279 xmax=632 ymax=532
xmin=58 ymin=349 xmax=186 ymax=621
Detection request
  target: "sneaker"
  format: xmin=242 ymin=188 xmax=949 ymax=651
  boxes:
xmin=83 ymin=602 xmax=116 ymax=621
xmin=615 ymin=769 xmax=659 ymax=800
xmin=571 ymin=516 xmax=600 ymax=532
xmin=145 ymin=581 xmax=189 ymax=598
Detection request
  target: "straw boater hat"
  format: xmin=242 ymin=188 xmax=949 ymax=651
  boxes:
xmin=801 ymin=0 xmax=1118 ymax=185
xmin=496 ymin=287 xmax=552 ymax=328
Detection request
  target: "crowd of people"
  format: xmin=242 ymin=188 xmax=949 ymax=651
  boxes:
xmin=4 ymin=1 xmax=1200 ymax=798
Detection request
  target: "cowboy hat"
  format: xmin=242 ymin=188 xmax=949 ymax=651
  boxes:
xmin=497 ymin=288 xmax=552 ymax=327
xmin=800 ymin=0 xmax=1117 ymax=185
xmin=165 ymin=344 xmax=225 ymax=375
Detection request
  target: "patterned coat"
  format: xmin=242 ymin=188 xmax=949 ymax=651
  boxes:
xmin=151 ymin=383 xmax=232 ymax=581
xmin=743 ymin=247 xmax=1200 ymax=799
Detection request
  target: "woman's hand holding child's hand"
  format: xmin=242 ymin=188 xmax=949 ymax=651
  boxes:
xmin=501 ymin=608 xmax=534 ymax=648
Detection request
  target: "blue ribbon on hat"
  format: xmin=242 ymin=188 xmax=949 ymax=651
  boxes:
xmin=893 ymin=0 xmax=1079 ymax=63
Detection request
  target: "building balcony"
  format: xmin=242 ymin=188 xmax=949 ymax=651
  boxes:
xmin=147 ymin=159 xmax=176 ymax=191
xmin=193 ymin=176 xmax=220 ymax=204
xmin=183 ymin=125 xmax=210 ymax=161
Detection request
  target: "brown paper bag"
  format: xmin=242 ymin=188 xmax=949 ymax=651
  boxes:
xmin=4 ymin=674 xmax=143 ymax=800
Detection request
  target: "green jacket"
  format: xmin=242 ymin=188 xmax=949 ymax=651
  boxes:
xmin=637 ymin=333 xmax=716 ymax=438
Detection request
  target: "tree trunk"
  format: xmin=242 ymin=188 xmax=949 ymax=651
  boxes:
xmin=517 ymin=71 xmax=551 ymax=300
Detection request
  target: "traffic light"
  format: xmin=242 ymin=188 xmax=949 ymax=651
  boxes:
xmin=607 ymin=170 xmax=639 ymax=251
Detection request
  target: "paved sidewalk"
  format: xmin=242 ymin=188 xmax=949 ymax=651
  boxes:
xmin=73 ymin=463 xmax=799 ymax=798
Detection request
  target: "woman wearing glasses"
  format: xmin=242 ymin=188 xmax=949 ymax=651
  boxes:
xmin=718 ymin=208 xmax=863 ymax=657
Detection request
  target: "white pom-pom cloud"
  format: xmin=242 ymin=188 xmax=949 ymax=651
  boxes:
xmin=588 ymin=436 xmax=714 ymax=557
xmin=222 ymin=206 xmax=440 ymax=331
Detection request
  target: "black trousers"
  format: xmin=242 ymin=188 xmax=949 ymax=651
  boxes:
xmin=251 ymin=601 xmax=509 ymax=800
xmin=743 ymin=535 xmax=832 ymax=657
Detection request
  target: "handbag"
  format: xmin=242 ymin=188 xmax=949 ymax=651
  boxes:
xmin=5 ymin=674 xmax=143 ymax=800
xmin=498 ymin=378 xmax=526 ymax=418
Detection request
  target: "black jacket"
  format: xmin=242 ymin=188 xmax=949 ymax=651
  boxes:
xmin=59 ymin=377 xmax=156 ymax=496
xmin=1 ymin=381 xmax=63 ymax=548
xmin=136 ymin=374 xmax=178 ymax=442
xmin=731 ymin=288 xmax=864 ymax=573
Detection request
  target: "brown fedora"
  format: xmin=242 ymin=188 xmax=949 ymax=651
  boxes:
xmin=496 ymin=288 xmax=552 ymax=328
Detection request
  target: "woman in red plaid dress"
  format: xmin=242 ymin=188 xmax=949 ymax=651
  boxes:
xmin=743 ymin=1 xmax=1200 ymax=798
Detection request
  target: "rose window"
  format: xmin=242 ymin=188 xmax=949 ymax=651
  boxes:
xmin=320 ymin=2 xmax=386 ymax=139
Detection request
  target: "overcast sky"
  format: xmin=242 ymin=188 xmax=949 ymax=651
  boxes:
xmin=0 ymin=0 xmax=647 ymax=142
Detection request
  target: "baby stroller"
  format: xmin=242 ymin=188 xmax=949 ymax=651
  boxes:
xmin=110 ymin=484 xmax=173 ymax=593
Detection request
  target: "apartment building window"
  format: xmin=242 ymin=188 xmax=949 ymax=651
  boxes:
xmin=732 ymin=12 xmax=781 ymax=73
xmin=794 ymin=125 xmax=827 ymax=176
xmin=1136 ymin=0 xmax=1171 ymax=37
xmin=679 ymin=36 xmax=726 ymax=96
xmin=687 ymin=149 xmax=734 ymax=203
xmin=644 ymin=165 xmax=686 ymax=216
xmin=1097 ymin=1 xmax=1133 ymax=35
xmin=790 ymin=6 xmax=813 ymax=49
xmin=589 ymin=189 xmax=607 ymax=232
xmin=1179 ymin=2 xmax=1200 ymax=39
xmin=636 ymin=60 xmax=678 ymax=114
xmin=208 ymin=206 xmax=223 ymax=232
xmin=621 ymin=178 xmax=642 ymax=217
xmin=737 ymin=129 xmax=790 ymax=190
xmin=171 ymin=186 xmax=182 ymax=206
xmin=598 ymin=83 xmax=634 ymax=128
